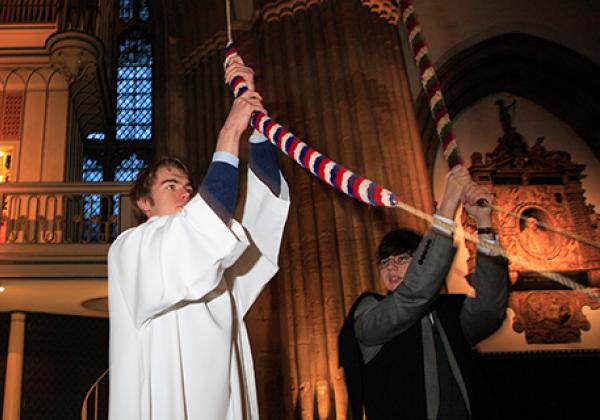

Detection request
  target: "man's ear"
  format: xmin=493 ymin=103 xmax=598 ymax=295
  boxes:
xmin=137 ymin=197 xmax=152 ymax=216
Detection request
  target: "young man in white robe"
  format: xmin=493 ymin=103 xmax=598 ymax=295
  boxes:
xmin=108 ymin=56 xmax=290 ymax=420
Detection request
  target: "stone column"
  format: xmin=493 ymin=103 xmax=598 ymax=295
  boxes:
xmin=258 ymin=0 xmax=433 ymax=418
xmin=170 ymin=1 xmax=433 ymax=417
xmin=2 ymin=312 xmax=26 ymax=420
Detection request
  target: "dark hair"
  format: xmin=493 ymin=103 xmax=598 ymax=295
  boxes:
xmin=377 ymin=229 xmax=422 ymax=263
xmin=130 ymin=156 xmax=193 ymax=223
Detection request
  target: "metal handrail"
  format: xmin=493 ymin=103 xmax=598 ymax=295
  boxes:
xmin=81 ymin=368 xmax=109 ymax=420
xmin=0 ymin=181 xmax=132 ymax=194
xmin=0 ymin=182 xmax=135 ymax=244
xmin=0 ymin=0 xmax=59 ymax=24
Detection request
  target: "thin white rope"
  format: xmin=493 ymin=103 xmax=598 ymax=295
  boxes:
xmin=400 ymin=204 xmax=600 ymax=300
xmin=225 ymin=0 xmax=232 ymax=42
xmin=488 ymin=202 xmax=600 ymax=250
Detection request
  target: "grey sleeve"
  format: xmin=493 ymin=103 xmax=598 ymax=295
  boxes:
xmin=459 ymin=253 xmax=509 ymax=346
xmin=354 ymin=232 xmax=457 ymax=346
xmin=353 ymin=296 xmax=384 ymax=364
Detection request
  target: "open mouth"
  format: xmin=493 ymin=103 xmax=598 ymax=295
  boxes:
xmin=389 ymin=276 xmax=401 ymax=285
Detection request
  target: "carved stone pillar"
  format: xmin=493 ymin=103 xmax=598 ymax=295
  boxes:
xmin=2 ymin=312 xmax=26 ymax=420
xmin=169 ymin=1 xmax=432 ymax=417
xmin=258 ymin=0 xmax=432 ymax=417
xmin=47 ymin=31 xmax=111 ymax=142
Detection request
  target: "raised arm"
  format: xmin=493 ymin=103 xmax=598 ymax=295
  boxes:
xmin=354 ymin=165 xmax=472 ymax=345
xmin=199 ymin=58 xmax=266 ymax=223
xmin=221 ymin=56 xmax=290 ymax=318
xmin=354 ymin=230 xmax=456 ymax=345
xmin=459 ymin=182 xmax=509 ymax=345
xmin=109 ymin=58 xmax=267 ymax=328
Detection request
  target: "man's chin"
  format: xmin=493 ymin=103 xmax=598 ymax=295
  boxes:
xmin=389 ymin=278 xmax=403 ymax=290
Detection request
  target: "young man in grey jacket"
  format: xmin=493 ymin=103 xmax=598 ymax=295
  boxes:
xmin=339 ymin=165 xmax=509 ymax=420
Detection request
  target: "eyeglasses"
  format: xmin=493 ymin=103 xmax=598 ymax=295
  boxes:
xmin=380 ymin=254 xmax=412 ymax=269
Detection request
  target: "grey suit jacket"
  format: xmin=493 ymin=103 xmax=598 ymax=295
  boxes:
xmin=353 ymin=230 xmax=508 ymax=419
xmin=354 ymin=229 xmax=508 ymax=359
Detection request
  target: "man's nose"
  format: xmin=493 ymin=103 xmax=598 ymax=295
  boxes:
xmin=385 ymin=263 xmax=399 ymax=272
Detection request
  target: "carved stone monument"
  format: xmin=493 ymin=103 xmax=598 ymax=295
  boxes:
xmin=464 ymin=99 xmax=600 ymax=344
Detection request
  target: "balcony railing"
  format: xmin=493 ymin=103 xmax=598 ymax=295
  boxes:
xmin=0 ymin=182 xmax=134 ymax=245
xmin=0 ymin=0 xmax=59 ymax=24
xmin=0 ymin=0 xmax=104 ymax=35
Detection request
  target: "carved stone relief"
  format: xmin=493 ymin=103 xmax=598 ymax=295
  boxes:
xmin=510 ymin=290 xmax=600 ymax=344
xmin=48 ymin=33 xmax=100 ymax=84
xmin=467 ymin=98 xmax=600 ymax=345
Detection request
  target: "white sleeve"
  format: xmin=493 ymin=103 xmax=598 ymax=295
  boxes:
xmin=108 ymin=193 xmax=250 ymax=329
xmin=226 ymin=169 xmax=290 ymax=318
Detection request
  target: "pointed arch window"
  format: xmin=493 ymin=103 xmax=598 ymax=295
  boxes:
xmin=79 ymin=1 xmax=153 ymax=232
xmin=114 ymin=153 xmax=145 ymax=182
xmin=86 ymin=132 xmax=106 ymax=141
xmin=119 ymin=0 xmax=150 ymax=22
xmin=119 ymin=0 xmax=133 ymax=22
xmin=116 ymin=30 xmax=153 ymax=142
xmin=81 ymin=156 xmax=104 ymax=220
xmin=112 ymin=153 xmax=146 ymax=215
xmin=82 ymin=156 xmax=104 ymax=182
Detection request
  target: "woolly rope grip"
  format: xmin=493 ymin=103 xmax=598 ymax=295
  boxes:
xmin=225 ymin=43 xmax=599 ymax=297
xmin=397 ymin=0 xmax=463 ymax=168
xmin=225 ymin=41 xmax=399 ymax=207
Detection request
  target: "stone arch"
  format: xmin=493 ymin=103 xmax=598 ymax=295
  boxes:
xmin=416 ymin=33 xmax=600 ymax=179
xmin=47 ymin=68 xmax=69 ymax=90
xmin=25 ymin=68 xmax=49 ymax=91
xmin=3 ymin=69 xmax=27 ymax=91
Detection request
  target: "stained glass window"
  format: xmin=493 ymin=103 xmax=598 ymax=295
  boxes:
xmin=77 ymin=0 xmax=153 ymax=242
xmin=82 ymin=156 xmax=104 ymax=183
xmin=81 ymin=157 xmax=103 ymax=221
xmin=115 ymin=153 xmax=146 ymax=182
xmin=139 ymin=0 xmax=150 ymax=21
xmin=119 ymin=0 xmax=133 ymax=22
xmin=86 ymin=132 xmax=105 ymax=141
xmin=120 ymin=0 xmax=150 ymax=22
xmin=113 ymin=153 xmax=146 ymax=215
xmin=116 ymin=30 xmax=153 ymax=142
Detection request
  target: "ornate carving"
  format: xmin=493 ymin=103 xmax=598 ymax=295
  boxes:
xmin=261 ymin=0 xmax=323 ymax=23
xmin=466 ymin=98 xmax=600 ymax=345
xmin=510 ymin=290 xmax=600 ymax=344
xmin=45 ymin=31 xmax=110 ymax=135
xmin=490 ymin=189 xmax=586 ymax=279
xmin=469 ymin=99 xmax=600 ymax=276
xmin=51 ymin=49 xmax=97 ymax=83
xmin=47 ymin=32 xmax=101 ymax=83
xmin=360 ymin=0 xmax=401 ymax=25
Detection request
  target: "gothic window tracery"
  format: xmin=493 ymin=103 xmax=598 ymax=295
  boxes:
xmin=80 ymin=1 xmax=153 ymax=222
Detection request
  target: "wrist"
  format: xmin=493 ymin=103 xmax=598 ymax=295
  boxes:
xmin=437 ymin=200 xmax=459 ymax=220
xmin=219 ymin=124 xmax=243 ymax=140
xmin=216 ymin=127 xmax=241 ymax=156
